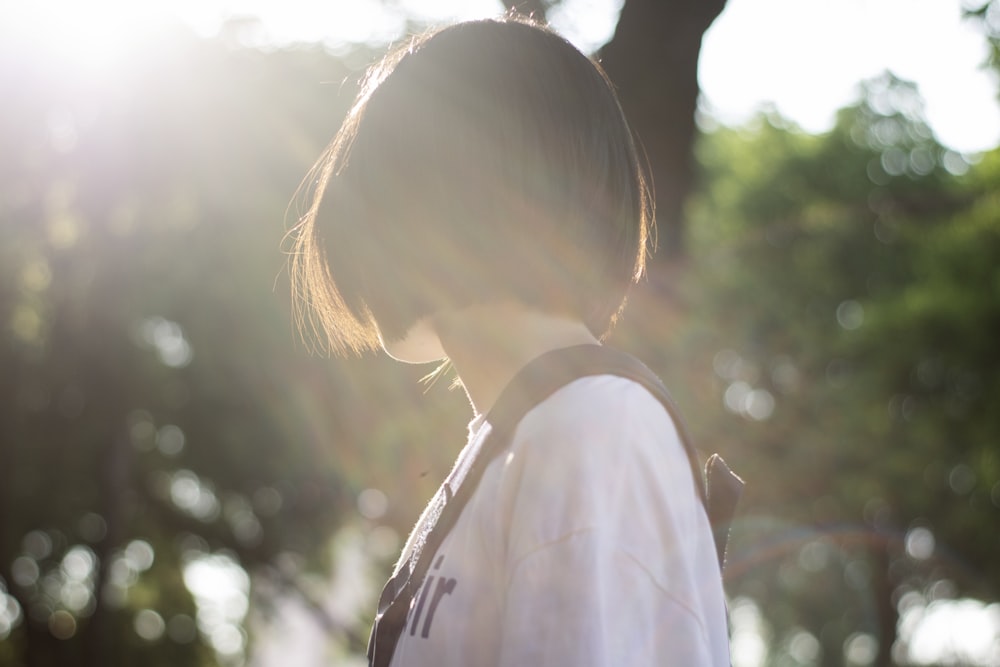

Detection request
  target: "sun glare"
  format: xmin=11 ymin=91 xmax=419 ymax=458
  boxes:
xmin=5 ymin=0 xmax=168 ymax=73
xmin=3 ymin=0 xmax=503 ymax=71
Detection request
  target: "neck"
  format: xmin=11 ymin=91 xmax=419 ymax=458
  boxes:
xmin=434 ymin=303 xmax=600 ymax=416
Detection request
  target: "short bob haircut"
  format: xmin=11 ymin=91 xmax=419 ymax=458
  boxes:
xmin=291 ymin=16 xmax=651 ymax=355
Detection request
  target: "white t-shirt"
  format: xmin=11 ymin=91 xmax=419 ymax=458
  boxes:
xmin=386 ymin=375 xmax=731 ymax=666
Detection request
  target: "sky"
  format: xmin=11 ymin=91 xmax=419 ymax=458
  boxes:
xmin=699 ymin=0 xmax=1000 ymax=153
xmin=7 ymin=0 xmax=999 ymax=152
xmin=182 ymin=0 xmax=1000 ymax=154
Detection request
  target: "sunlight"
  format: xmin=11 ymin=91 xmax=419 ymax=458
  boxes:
xmin=3 ymin=0 xmax=500 ymax=71
xmin=899 ymin=597 xmax=1000 ymax=666
xmin=729 ymin=597 xmax=768 ymax=667
xmin=5 ymin=0 xmax=166 ymax=72
xmin=184 ymin=554 xmax=251 ymax=663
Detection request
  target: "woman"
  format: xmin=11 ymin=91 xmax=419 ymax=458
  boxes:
xmin=291 ymin=16 xmax=733 ymax=666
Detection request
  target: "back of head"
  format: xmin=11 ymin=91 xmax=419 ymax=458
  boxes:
xmin=293 ymin=16 xmax=651 ymax=354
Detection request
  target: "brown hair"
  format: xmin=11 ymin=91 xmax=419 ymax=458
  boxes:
xmin=290 ymin=16 xmax=651 ymax=354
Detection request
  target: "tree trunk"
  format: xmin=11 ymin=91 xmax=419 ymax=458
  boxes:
xmin=871 ymin=539 xmax=899 ymax=667
xmin=83 ymin=394 xmax=132 ymax=667
xmin=599 ymin=0 xmax=727 ymax=260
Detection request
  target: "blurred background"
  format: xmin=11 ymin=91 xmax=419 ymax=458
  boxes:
xmin=1 ymin=0 xmax=998 ymax=665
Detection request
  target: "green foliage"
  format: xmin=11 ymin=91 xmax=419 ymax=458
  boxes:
xmin=668 ymin=72 xmax=1000 ymax=664
xmin=965 ymin=0 xmax=1000 ymax=70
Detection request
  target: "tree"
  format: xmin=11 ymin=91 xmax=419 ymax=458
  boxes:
xmin=640 ymin=72 xmax=1000 ymax=665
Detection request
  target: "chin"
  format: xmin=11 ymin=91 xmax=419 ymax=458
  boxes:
xmin=380 ymin=319 xmax=447 ymax=364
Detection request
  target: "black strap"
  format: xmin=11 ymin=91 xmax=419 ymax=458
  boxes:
xmin=367 ymin=344 xmax=743 ymax=667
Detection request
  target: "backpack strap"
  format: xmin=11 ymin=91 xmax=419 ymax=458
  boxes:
xmin=367 ymin=344 xmax=743 ymax=667
xmin=486 ymin=345 xmax=707 ymax=501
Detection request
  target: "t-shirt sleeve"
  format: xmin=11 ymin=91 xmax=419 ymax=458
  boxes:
xmin=492 ymin=376 xmax=726 ymax=666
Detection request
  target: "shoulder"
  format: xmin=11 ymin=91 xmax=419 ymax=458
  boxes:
xmin=498 ymin=374 xmax=701 ymax=524
xmin=513 ymin=374 xmax=687 ymax=466
xmin=492 ymin=373 xmax=715 ymax=594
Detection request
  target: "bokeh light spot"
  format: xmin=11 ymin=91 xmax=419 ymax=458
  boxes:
xmin=798 ymin=540 xmax=831 ymax=573
xmin=358 ymin=488 xmax=388 ymax=520
xmin=128 ymin=410 xmax=157 ymax=452
xmin=844 ymin=632 xmax=878 ymax=665
xmin=252 ymin=486 xmax=283 ymax=517
xmin=729 ymin=597 xmax=767 ymax=667
xmin=0 ymin=591 xmax=24 ymax=640
xmin=184 ymin=554 xmax=250 ymax=663
xmin=837 ymin=300 xmax=865 ymax=330
xmin=23 ymin=531 xmax=53 ymax=560
xmin=224 ymin=496 xmax=263 ymax=546
xmin=134 ymin=609 xmax=166 ymax=641
xmin=136 ymin=317 xmax=194 ymax=368
xmin=724 ymin=381 xmax=751 ymax=414
xmin=769 ymin=355 xmax=800 ymax=393
xmin=171 ymin=470 xmax=221 ymax=521
xmin=167 ymin=613 xmax=198 ymax=644
xmin=19 ymin=258 xmax=52 ymax=293
xmin=62 ymin=546 xmax=96 ymax=581
xmin=11 ymin=557 xmax=40 ymax=588
xmin=48 ymin=609 xmax=77 ymax=640
xmin=10 ymin=305 xmax=44 ymax=344
xmin=942 ymin=150 xmax=970 ymax=175
xmin=77 ymin=513 xmax=108 ymax=543
xmin=156 ymin=424 xmax=186 ymax=457
xmin=744 ymin=389 xmax=775 ymax=421
xmin=713 ymin=348 xmax=742 ymax=379
xmin=788 ymin=629 xmax=820 ymax=663
xmin=47 ymin=213 xmax=82 ymax=249
xmin=125 ymin=540 xmax=155 ymax=572
xmin=905 ymin=527 xmax=935 ymax=560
